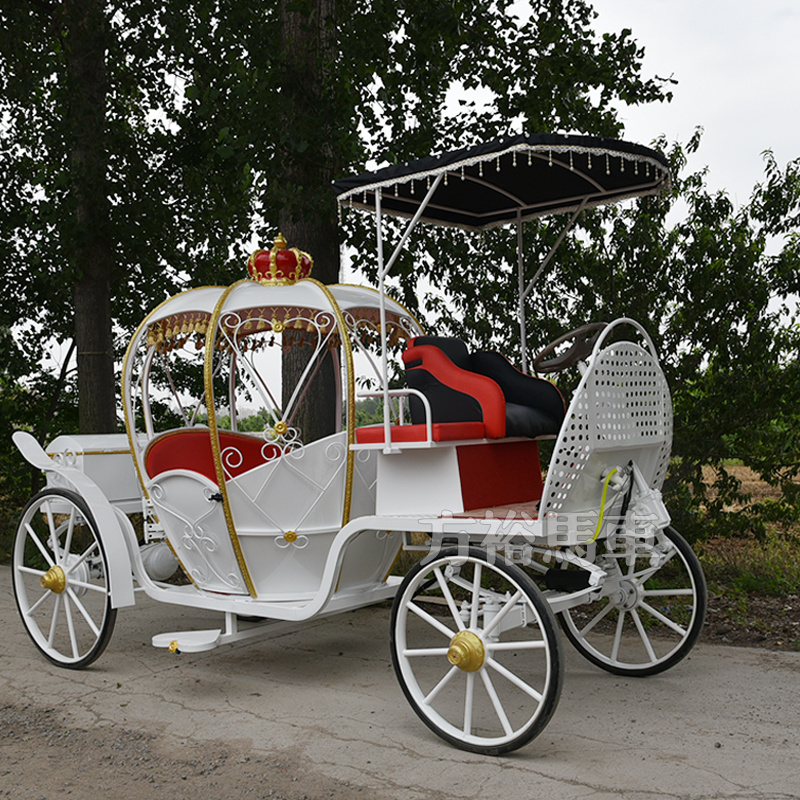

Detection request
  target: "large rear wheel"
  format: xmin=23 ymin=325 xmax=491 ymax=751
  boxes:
xmin=560 ymin=526 xmax=706 ymax=676
xmin=12 ymin=489 xmax=117 ymax=669
xmin=391 ymin=547 xmax=563 ymax=755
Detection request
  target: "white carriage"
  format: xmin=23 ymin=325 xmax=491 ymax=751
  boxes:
xmin=12 ymin=133 xmax=707 ymax=755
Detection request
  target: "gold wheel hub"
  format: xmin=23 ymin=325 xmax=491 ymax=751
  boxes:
xmin=447 ymin=630 xmax=485 ymax=672
xmin=40 ymin=565 xmax=66 ymax=594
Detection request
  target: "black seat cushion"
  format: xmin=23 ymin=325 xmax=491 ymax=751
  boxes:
xmin=505 ymin=402 xmax=562 ymax=439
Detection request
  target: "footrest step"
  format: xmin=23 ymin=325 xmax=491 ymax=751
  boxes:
xmin=152 ymin=629 xmax=222 ymax=653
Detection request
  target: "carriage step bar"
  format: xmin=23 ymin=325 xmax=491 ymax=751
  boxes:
xmin=152 ymin=616 xmax=304 ymax=653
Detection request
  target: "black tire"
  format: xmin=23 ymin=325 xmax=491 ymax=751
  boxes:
xmin=13 ymin=488 xmax=117 ymax=669
xmin=560 ymin=526 xmax=707 ymax=677
xmin=390 ymin=547 xmax=563 ymax=755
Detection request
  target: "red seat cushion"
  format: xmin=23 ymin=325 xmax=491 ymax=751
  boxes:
xmin=145 ymin=429 xmax=280 ymax=483
xmin=355 ymin=421 xmax=486 ymax=444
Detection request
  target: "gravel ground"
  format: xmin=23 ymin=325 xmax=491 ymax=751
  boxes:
xmin=0 ymin=703 xmax=392 ymax=800
xmin=703 ymin=592 xmax=800 ymax=651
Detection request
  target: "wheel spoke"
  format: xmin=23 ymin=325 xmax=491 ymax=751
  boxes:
xmin=423 ymin=664 xmax=459 ymax=705
xmin=610 ymin=609 xmax=626 ymax=662
xmin=469 ymin=562 xmax=482 ymax=629
xmin=479 ymin=669 xmax=513 ymax=736
xmin=408 ymin=601 xmax=457 ymax=639
xmin=60 ymin=507 xmax=77 ymax=565
xmin=66 ymin=578 xmax=107 ymax=594
xmin=482 ymin=589 xmax=523 ymax=638
xmin=433 ymin=567 xmax=465 ymax=631
xmin=486 ymin=640 xmax=546 ymax=651
xmin=463 ymin=672 xmax=474 ymax=735
xmin=578 ymin=598 xmax=615 ymax=636
xmin=65 ymin=540 xmax=99 ymax=576
xmin=66 ymin=588 xmax=101 ymax=637
xmin=25 ymin=524 xmax=55 ymax=568
xmin=643 ymin=588 xmax=693 ymax=597
xmin=639 ymin=600 xmax=688 ymax=636
xmin=631 ymin=547 xmax=678 ymax=583
xmin=26 ymin=588 xmax=54 ymax=615
xmin=486 ymin=657 xmax=544 ymax=702
xmin=17 ymin=565 xmax=47 ymax=578
xmin=63 ymin=594 xmax=80 ymax=659
xmin=47 ymin=593 xmax=62 ymax=648
xmin=43 ymin=501 xmax=59 ymax=553
xmin=630 ymin=609 xmax=657 ymax=662
xmin=403 ymin=647 xmax=451 ymax=658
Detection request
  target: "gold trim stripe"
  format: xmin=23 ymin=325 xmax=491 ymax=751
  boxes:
xmin=204 ymin=279 xmax=258 ymax=598
xmin=303 ymin=278 xmax=357 ymax=526
xmin=122 ymin=286 xmax=224 ymax=504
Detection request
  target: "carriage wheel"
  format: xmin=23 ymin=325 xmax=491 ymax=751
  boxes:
xmin=390 ymin=547 xmax=563 ymax=755
xmin=560 ymin=526 xmax=707 ymax=677
xmin=12 ymin=489 xmax=117 ymax=669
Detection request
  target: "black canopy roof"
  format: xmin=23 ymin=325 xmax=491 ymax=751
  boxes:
xmin=333 ymin=133 xmax=670 ymax=231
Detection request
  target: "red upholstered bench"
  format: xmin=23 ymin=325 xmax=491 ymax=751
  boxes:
xmin=145 ymin=429 xmax=280 ymax=483
xmin=355 ymin=421 xmax=486 ymax=445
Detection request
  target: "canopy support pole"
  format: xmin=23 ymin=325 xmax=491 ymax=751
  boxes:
xmin=375 ymin=190 xmax=394 ymax=453
xmin=376 ymin=174 xmax=443 ymax=453
xmin=380 ymin=174 xmax=444 ymax=279
xmin=516 ymin=213 xmax=528 ymax=373
xmin=521 ymin=199 xmax=587 ymax=305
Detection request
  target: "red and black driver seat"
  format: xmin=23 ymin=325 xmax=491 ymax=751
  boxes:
xmin=402 ymin=336 xmax=565 ymax=439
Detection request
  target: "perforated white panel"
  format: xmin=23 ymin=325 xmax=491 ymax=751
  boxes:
xmin=540 ymin=341 xmax=672 ymax=538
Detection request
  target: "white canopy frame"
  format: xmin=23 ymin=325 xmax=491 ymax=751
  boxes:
xmin=336 ymin=134 xmax=671 ymax=448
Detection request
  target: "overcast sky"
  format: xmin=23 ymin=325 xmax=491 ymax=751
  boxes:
xmin=590 ymin=0 xmax=800 ymax=207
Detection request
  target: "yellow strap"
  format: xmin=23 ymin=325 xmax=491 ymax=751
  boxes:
xmin=592 ymin=468 xmax=619 ymax=542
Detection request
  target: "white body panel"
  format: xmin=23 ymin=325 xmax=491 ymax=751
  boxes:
xmin=375 ymin=445 xmax=463 ymax=515
xmin=46 ymin=433 xmax=143 ymax=514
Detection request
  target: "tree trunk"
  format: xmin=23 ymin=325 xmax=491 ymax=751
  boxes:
xmin=63 ymin=0 xmax=117 ymax=434
xmin=278 ymin=0 xmax=341 ymax=443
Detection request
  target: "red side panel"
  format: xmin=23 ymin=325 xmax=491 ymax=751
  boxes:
xmin=355 ymin=421 xmax=486 ymax=444
xmin=144 ymin=430 xmax=280 ymax=483
xmin=457 ymin=440 xmax=543 ymax=511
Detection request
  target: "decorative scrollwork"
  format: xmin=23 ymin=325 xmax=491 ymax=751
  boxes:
xmin=275 ymin=532 xmax=309 ymax=550
xmin=220 ymin=445 xmax=244 ymax=474
xmin=325 ymin=440 xmax=346 ymax=462
xmin=265 ymin=424 xmax=303 ymax=456
xmin=150 ymin=481 xmax=244 ymax=592
xmin=50 ymin=449 xmax=79 ymax=468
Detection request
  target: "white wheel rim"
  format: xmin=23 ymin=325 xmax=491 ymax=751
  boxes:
xmin=562 ymin=536 xmax=701 ymax=670
xmin=394 ymin=553 xmax=557 ymax=748
xmin=13 ymin=494 xmax=112 ymax=665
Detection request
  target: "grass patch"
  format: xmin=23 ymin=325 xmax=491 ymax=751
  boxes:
xmin=698 ymin=530 xmax=800 ymax=597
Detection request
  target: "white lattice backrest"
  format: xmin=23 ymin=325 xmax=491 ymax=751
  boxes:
xmin=540 ymin=336 xmax=672 ymax=543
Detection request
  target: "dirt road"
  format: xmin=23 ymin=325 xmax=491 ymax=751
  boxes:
xmin=1 ymin=564 xmax=799 ymax=800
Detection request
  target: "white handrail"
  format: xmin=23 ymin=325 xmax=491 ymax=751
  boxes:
xmin=356 ymin=388 xmax=434 ymax=448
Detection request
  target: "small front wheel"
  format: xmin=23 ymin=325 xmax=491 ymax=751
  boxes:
xmin=560 ymin=526 xmax=707 ymax=676
xmin=391 ymin=547 xmax=563 ymax=755
xmin=12 ymin=489 xmax=117 ymax=669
